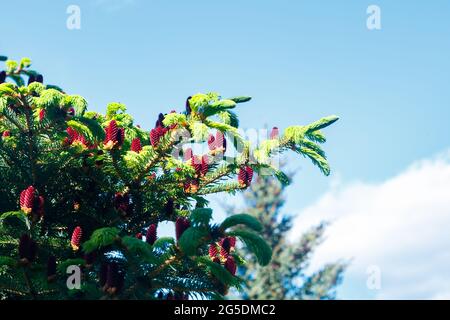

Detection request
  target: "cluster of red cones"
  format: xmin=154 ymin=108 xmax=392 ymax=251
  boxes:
xmin=209 ymin=236 xmax=237 ymax=275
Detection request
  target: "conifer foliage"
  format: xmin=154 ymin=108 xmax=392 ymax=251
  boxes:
xmin=231 ymin=173 xmax=346 ymax=300
xmin=0 ymin=55 xmax=338 ymax=299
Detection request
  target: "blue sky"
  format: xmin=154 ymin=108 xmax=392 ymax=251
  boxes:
xmin=2 ymin=0 xmax=450 ymax=299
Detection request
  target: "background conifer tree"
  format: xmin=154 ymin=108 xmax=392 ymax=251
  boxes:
xmin=228 ymin=168 xmax=346 ymax=299
xmin=0 ymin=55 xmax=339 ymax=300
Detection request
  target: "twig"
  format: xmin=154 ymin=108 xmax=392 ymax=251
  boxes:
xmin=22 ymin=268 xmax=37 ymax=299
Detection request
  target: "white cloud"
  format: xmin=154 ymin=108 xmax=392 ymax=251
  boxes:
xmin=291 ymin=150 xmax=450 ymax=299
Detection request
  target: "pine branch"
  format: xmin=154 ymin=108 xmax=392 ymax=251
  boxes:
xmin=197 ymin=181 xmax=246 ymax=195
xmin=1 ymin=108 xmax=26 ymax=132
xmin=200 ymin=163 xmax=234 ymax=189
xmin=134 ymin=133 xmax=175 ymax=183
xmin=22 ymin=268 xmax=37 ymax=299
xmin=24 ymin=108 xmax=38 ymax=185
xmin=148 ymin=255 xmax=178 ymax=279
xmin=111 ymin=151 xmax=129 ymax=182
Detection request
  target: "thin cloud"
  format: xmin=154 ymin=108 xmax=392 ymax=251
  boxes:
xmin=290 ymin=150 xmax=450 ymax=299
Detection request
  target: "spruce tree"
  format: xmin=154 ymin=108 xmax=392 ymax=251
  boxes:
xmin=0 ymin=55 xmax=339 ymax=300
xmin=229 ymin=164 xmax=346 ymax=299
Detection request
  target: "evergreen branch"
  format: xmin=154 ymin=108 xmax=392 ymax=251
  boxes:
xmin=111 ymin=151 xmax=129 ymax=183
xmin=0 ymin=239 xmax=19 ymax=245
xmin=306 ymin=130 xmax=326 ymax=143
xmin=220 ymin=214 xmax=263 ymax=232
xmin=134 ymin=133 xmax=175 ymax=183
xmin=24 ymin=109 xmax=38 ymax=185
xmin=0 ymin=149 xmax=14 ymax=167
xmin=199 ymin=163 xmax=235 ymax=189
xmin=22 ymin=268 xmax=37 ymax=299
xmin=147 ymin=255 xmax=178 ymax=279
xmin=178 ymin=227 xmax=210 ymax=256
xmin=294 ymin=145 xmax=330 ymax=176
xmin=0 ymin=286 xmax=27 ymax=297
xmin=150 ymin=276 xmax=217 ymax=294
xmin=305 ymin=115 xmax=339 ymax=132
xmin=227 ymin=229 xmax=272 ymax=266
xmin=197 ymin=182 xmax=247 ymax=195
xmin=253 ymin=163 xmax=291 ymax=186
xmin=1 ymin=109 xmax=26 ymax=132
xmin=196 ymin=256 xmax=242 ymax=288
xmin=82 ymin=227 xmax=120 ymax=253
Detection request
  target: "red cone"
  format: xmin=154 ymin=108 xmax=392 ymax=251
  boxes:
xmin=207 ymin=134 xmax=216 ymax=150
xmin=238 ymin=167 xmax=248 ymax=186
xmin=184 ymin=148 xmax=193 ymax=161
xmin=224 ymin=256 xmax=237 ymax=275
xmin=104 ymin=120 xmax=124 ymax=149
xmin=270 ymin=127 xmax=279 ymax=139
xmin=200 ymin=155 xmax=209 ymax=176
xmin=20 ymin=186 xmax=36 ymax=214
xmin=245 ymin=166 xmax=254 ymax=185
xmin=209 ymin=243 xmax=218 ymax=259
xmin=175 ymin=217 xmax=190 ymax=240
xmin=39 ymin=109 xmax=46 ymax=121
xmin=146 ymin=224 xmax=157 ymax=245
xmin=215 ymin=131 xmax=226 ymax=153
xmin=71 ymin=226 xmax=82 ymax=251
xmin=130 ymin=138 xmax=142 ymax=153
